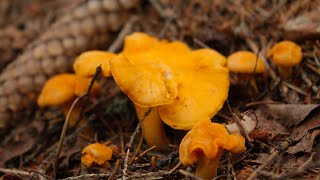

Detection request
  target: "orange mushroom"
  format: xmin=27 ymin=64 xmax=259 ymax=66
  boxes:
xmin=268 ymin=40 xmax=302 ymax=79
xmin=37 ymin=73 xmax=100 ymax=127
xmin=73 ymin=50 xmax=116 ymax=77
xmin=81 ymin=143 xmax=113 ymax=167
xmin=111 ymin=33 xmax=229 ymax=148
xmin=179 ymin=121 xmax=246 ymax=179
xmin=227 ymin=51 xmax=265 ymax=92
xmin=112 ymin=33 xmax=229 ymax=130
xmin=72 ymin=32 xmax=230 ymax=149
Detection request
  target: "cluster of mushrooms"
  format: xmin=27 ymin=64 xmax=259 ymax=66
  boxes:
xmin=37 ymin=33 xmax=302 ymax=179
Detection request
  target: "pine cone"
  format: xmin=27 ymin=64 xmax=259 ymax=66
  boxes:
xmin=0 ymin=0 xmax=139 ymax=127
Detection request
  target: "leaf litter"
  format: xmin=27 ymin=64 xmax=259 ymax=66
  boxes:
xmin=0 ymin=0 xmax=320 ymax=179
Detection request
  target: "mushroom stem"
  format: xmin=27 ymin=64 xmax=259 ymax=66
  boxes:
xmin=135 ymin=106 xmax=169 ymax=149
xmin=277 ymin=66 xmax=292 ymax=79
xmin=196 ymin=149 xmax=223 ymax=179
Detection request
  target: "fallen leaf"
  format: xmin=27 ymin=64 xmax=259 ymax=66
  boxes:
xmin=284 ymin=9 xmax=320 ymax=40
xmin=0 ymin=174 xmax=24 ymax=180
xmin=257 ymin=104 xmax=319 ymax=127
xmin=290 ymin=111 xmax=320 ymax=141
xmin=287 ymin=130 xmax=320 ymax=154
xmin=0 ymin=120 xmax=44 ymax=167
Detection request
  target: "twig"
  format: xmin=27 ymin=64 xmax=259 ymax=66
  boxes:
xmin=130 ymin=145 xmax=157 ymax=164
xmin=156 ymin=150 xmax=179 ymax=168
xmin=301 ymin=69 xmax=318 ymax=93
xmin=122 ymin=108 xmax=152 ymax=179
xmin=108 ymin=159 xmax=121 ymax=180
xmin=128 ymin=133 xmax=144 ymax=164
xmin=168 ymin=162 xmax=182 ymax=174
xmin=281 ymin=81 xmax=307 ymax=95
xmin=122 ymin=148 xmax=131 ymax=180
xmin=58 ymin=173 xmax=110 ymax=180
xmin=247 ymin=139 xmax=292 ymax=180
xmin=53 ymin=94 xmax=85 ymax=177
xmin=179 ymin=169 xmax=203 ymax=180
xmin=275 ymin=153 xmax=319 ymax=179
xmin=193 ymin=38 xmax=210 ymax=48
xmin=53 ymin=66 xmax=101 ymax=177
xmin=0 ymin=168 xmax=30 ymax=176
xmin=149 ymin=0 xmax=167 ymax=19
xmin=108 ymin=16 xmax=138 ymax=52
xmin=226 ymin=100 xmax=252 ymax=142
xmin=29 ymin=170 xmax=54 ymax=180
xmin=28 ymin=152 xmax=56 ymax=180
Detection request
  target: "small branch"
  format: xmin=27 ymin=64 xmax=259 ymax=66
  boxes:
xmin=58 ymin=173 xmax=110 ymax=180
xmin=53 ymin=94 xmax=85 ymax=177
xmin=226 ymin=100 xmax=252 ymax=142
xmin=108 ymin=159 xmax=121 ymax=180
xmin=0 ymin=168 xmax=30 ymax=176
xmin=122 ymin=108 xmax=152 ymax=179
xmin=53 ymin=66 xmax=101 ymax=177
xmin=247 ymin=139 xmax=292 ymax=180
xmin=122 ymin=148 xmax=130 ymax=180
xmin=179 ymin=169 xmax=203 ymax=180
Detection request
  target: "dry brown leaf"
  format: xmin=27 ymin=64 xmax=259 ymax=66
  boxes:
xmin=287 ymin=129 xmax=320 ymax=154
xmin=0 ymin=120 xmax=44 ymax=167
xmin=258 ymin=104 xmax=319 ymax=127
xmin=284 ymin=9 xmax=320 ymax=40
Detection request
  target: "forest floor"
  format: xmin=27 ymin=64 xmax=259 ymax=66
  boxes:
xmin=0 ymin=0 xmax=319 ymax=179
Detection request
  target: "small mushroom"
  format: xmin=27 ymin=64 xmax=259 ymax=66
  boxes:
xmin=268 ymin=40 xmax=302 ymax=79
xmin=37 ymin=73 xmax=100 ymax=127
xmin=81 ymin=143 xmax=113 ymax=167
xmin=179 ymin=121 xmax=246 ymax=179
xmin=227 ymin=51 xmax=265 ymax=93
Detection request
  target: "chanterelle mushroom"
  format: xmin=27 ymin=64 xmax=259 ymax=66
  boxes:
xmin=227 ymin=51 xmax=265 ymax=93
xmin=179 ymin=121 xmax=246 ymax=179
xmin=37 ymin=73 xmax=100 ymax=127
xmin=72 ymin=32 xmax=230 ymax=149
xmin=268 ymin=40 xmax=302 ymax=79
xmin=81 ymin=143 xmax=113 ymax=167
xmin=113 ymin=32 xmax=229 ymax=130
xmin=73 ymin=50 xmax=116 ymax=77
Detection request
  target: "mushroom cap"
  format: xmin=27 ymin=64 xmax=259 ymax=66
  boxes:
xmin=114 ymin=33 xmax=229 ymax=130
xmin=38 ymin=73 xmax=100 ymax=107
xmin=122 ymin=32 xmax=159 ymax=54
xmin=159 ymin=49 xmax=229 ymax=130
xmin=81 ymin=143 xmax=113 ymax=167
xmin=74 ymin=75 xmax=100 ymax=97
xmin=227 ymin=51 xmax=265 ymax=73
xmin=268 ymin=40 xmax=302 ymax=67
xmin=192 ymin=49 xmax=227 ymax=67
xmin=111 ymin=55 xmax=178 ymax=107
xmin=73 ymin=50 xmax=116 ymax=77
xmin=38 ymin=74 xmax=76 ymax=107
xmin=179 ymin=121 xmax=246 ymax=165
